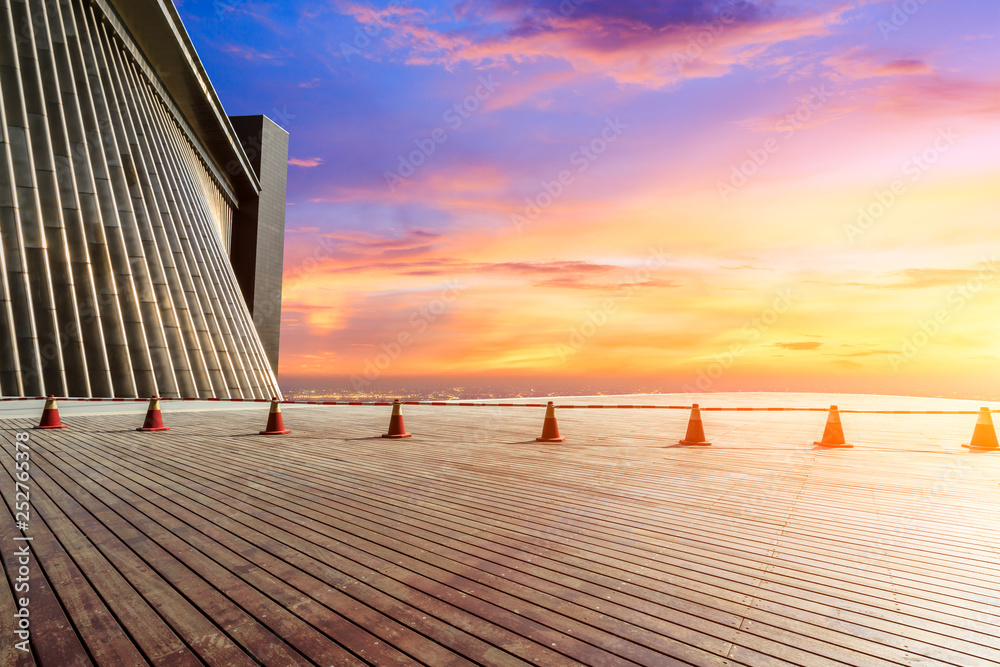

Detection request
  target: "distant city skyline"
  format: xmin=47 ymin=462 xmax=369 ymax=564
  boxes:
xmin=179 ymin=0 xmax=1000 ymax=400
xmin=280 ymin=374 xmax=999 ymax=403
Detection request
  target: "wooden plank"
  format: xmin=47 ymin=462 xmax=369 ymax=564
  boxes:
xmin=61 ymin=439 xmax=668 ymax=667
xmin=0 ymin=439 xmax=206 ymax=666
xmin=97 ymin=428 xmax=1000 ymax=666
xmin=30 ymin=433 xmax=463 ymax=667
xmin=179 ymin=433 xmax=1000 ymax=631
xmin=37 ymin=433 xmax=574 ymax=666
xmin=41 ymin=436 xmax=920 ymax=664
xmin=27 ymin=443 xmax=369 ymax=667
xmin=5 ymin=402 xmax=1000 ymax=667
xmin=187 ymin=445 xmax=1000 ymax=663
xmin=62 ymin=434 xmax=739 ymax=664
xmin=18 ymin=456 xmax=290 ymax=667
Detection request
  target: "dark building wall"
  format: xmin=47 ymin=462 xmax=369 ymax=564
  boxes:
xmin=228 ymin=115 xmax=288 ymax=375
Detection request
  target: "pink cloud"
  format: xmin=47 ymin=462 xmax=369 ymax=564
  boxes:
xmin=737 ymin=48 xmax=998 ymax=131
xmin=365 ymin=2 xmax=859 ymax=91
xmin=876 ymin=75 xmax=1000 ymax=118
xmin=335 ymin=0 xmax=429 ymax=24
xmin=824 ymin=47 xmax=935 ymax=82
xmin=289 ymin=157 xmax=324 ymax=167
xmin=878 ymin=59 xmax=933 ymax=76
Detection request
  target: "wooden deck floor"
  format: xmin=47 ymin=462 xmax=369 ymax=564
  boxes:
xmin=2 ymin=396 xmax=1000 ymax=666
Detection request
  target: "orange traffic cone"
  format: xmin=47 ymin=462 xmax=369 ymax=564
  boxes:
xmin=814 ymin=405 xmax=852 ymax=448
xmin=136 ymin=396 xmax=169 ymax=432
xmin=34 ymin=395 xmax=67 ymax=430
xmin=962 ymin=407 xmax=998 ymax=450
xmin=536 ymin=401 xmax=565 ymax=442
xmin=382 ymin=399 xmax=411 ymax=438
xmin=259 ymin=398 xmax=291 ymax=435
xmin=678 ymin=403 xmax=711 ymax=446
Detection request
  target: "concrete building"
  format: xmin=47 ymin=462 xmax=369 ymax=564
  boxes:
xmin=0 ymin=0 xmax=286 ymax=398
xmin=229 ymin=115 xmax=289 ymax=375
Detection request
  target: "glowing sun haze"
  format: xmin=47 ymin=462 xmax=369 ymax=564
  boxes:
xmin=177 ymin=0 xmax=1000 ymax=398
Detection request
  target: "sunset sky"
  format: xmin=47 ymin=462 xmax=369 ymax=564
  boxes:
xmin=177 ymin=0 xmax=1000 ymax=398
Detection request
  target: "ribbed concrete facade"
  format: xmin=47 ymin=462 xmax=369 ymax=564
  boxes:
xmin=0 ymin=0 xmax=281 ymax=398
